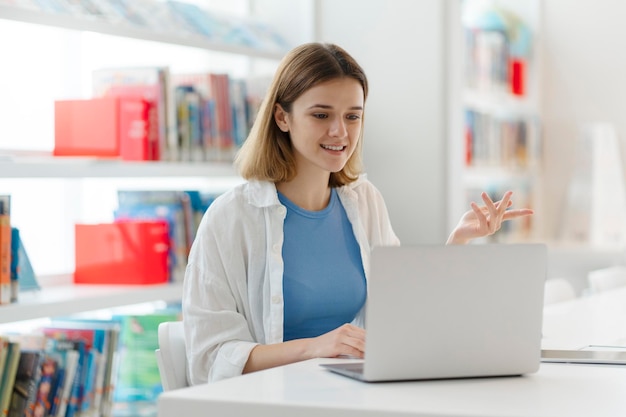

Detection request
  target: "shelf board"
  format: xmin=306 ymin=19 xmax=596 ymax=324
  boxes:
xmin=0 ymin=5 xmax=286 ymax=60
xmin=464 ymin=89 xmax=536 ymax=115
xmin=0 ymin=280 xmax=183 ymax=324
xmin=462 ymin=165 xmax=539 ymax=186
xmin=0 ymin=156 xmax=239 ymax=178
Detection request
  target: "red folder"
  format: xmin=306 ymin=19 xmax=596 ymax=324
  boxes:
xmin=74 ymin=220 xmax=170 ymax=285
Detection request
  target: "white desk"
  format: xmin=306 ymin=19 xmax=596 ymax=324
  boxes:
xmin=158 ymin=358 xmax=626 ymax=417
xmin=542 ymin=286 xmax=626 ymax=349
xmin=159 ymin=287 xmax=626 ymax=417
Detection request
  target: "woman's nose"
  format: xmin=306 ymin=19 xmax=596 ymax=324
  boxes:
xmin=329 ymin=117 xmax=347 ymax=137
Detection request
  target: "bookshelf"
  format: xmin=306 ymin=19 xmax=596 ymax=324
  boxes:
xmin=0 ymin=157 xmax=238 ymax=178
xmin=0 ymin=1 xmax=289 ymax=320
xmin=0 ymin=4 xmax=285 ymax=61
xmin=0 ymin=277 xmax=182 ymax=324
xmin=447 ymin=0 xmax=543 ymax=243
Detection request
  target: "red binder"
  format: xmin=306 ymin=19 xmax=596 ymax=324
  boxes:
xmin=74 ymin=220 xmax=170 ymax=285
xmin=54 ymin=97 xmax=152 ymax=160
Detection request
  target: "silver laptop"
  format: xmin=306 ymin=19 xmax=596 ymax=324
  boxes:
xmin=321 ymin=244 xmax=547 ymax=382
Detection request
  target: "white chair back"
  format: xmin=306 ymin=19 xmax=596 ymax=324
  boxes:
xmin=544 ymin=278 xmax=576 ymax=305
xmin=155 ymin=321 xmax=188 ymax=391
xmin=588 ymin=266 xmax=626 ymax=294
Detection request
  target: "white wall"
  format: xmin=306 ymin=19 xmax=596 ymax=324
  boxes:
xmin=539 ymin=0 xmax=626 ymax=292
xmin=315 ymin=0 xmax=447 ymax=244
xmin=542 ymin=0 xmax=626 ymax=241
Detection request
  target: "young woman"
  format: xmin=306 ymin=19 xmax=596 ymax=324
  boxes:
xmin=182 ymin=42 xmax=533 ymax=384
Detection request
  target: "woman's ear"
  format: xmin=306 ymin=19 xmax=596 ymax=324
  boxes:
xmin=274 ymin=104 xmax=289 ymax=132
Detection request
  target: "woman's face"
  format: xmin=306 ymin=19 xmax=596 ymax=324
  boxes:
xmin=274 ymin=77 xmax=364 ymax=178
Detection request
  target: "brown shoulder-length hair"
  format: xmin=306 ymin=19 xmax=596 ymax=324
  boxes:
xmin=234 ymin=42 xmax=368 ymax=188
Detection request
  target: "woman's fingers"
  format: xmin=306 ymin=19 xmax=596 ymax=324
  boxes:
xmin=502 ymin=208 xmax=534 ymax=219
xmin=313 ymin=324 xmax=366 ymax=359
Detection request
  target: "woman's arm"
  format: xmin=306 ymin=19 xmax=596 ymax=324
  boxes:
xmin=243 ymin=323 xmax=365 ymax=373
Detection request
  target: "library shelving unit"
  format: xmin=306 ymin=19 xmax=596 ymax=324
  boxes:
xmin=447 ymin=0 xmax=543 ymax=243
xmin=0 ymin=156 xmax=237 ymax=324
xmin=0 ymin=1 xmax=285 ymax=321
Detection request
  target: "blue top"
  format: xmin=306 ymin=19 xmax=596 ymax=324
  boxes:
xmin=278 ymin=188 xmax=366 ymax=341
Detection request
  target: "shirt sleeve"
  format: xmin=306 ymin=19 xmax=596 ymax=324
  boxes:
xmin=355 ymin=179 xmax=401 ymax=247
xmin=182 ymin=205 xmax=259 ymax=384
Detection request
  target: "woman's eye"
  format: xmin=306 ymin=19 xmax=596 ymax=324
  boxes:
xmin=347 ymin=114 xmax=362 ymax=120
xmin=313 ymin=113 xmax=328 ymax=119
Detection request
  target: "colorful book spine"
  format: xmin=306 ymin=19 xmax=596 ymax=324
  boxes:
xmin=7 ymin=350 xmax=43 ymax=417
xmin=0 ymin=195 xmax=11 ymax=305
xmin=32 ymin=356 xmax=57 ymax=417
xmin=0 ymin=341 xmax=21 ymax=417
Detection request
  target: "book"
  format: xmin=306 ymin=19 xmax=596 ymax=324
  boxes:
xmin=213 ymin=73 xmax=234 ymax=159
xmin=9 ymin=228 xmax=19 ymax=303
xmin=0 ymin=195 xmax=11 ymax=305
xmin=31 ymin=0 xmax=70 ymax=14
xmin=171 ymin=72 xmax=234 ymax=161
xmin=166 ymin=1 xmax=224 ymax=40
xmin=7 ymin=349 xmax=44 ymax=417
xmin=174 ymin=85 xmax=204 ymax=162
xmin=126 ymin=0 xmax=187 ymax=34
xmin=114 ymin=311 xmax=180 ymax=403
xmin=0 ymin=341 xmax=20 ymax=417
xmin=171 ymin=73 xmax=217 ymax=161
xmin=174 ymin=86 xmax=191 ymax=162
xmin=0 ymin=336 xmax=9 ymax=387
xmin=0 ymin=336 xmax=10 ymax=408
xmin=86 ymin=0 xmax=144 ymax=26
xmin=10 ymin=227 xmax=40 ymax=299
xmin=5 ymin=334 xmax=47 ymax=417
xmin=41 ymin=327 xmax=102 ymax=417
xmin=44 ymin=338 xmax=80 ymax=417
xmin=229 ymin=78 xmax=249 ymax=148
xmin=51 ymin=340 xmax=83 ymax=417
xmin=47 ymin=367 xmax=66 ymax=417
xmin=49 ymin=318 xmax=121 ymax=417
xmin=32 ymin=355 xmax=57 ymax=417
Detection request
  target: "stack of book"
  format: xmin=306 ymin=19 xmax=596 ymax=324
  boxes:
xmin=1 ymin=319 xmax=120 ymax=417
xmin=54 ymin=66 xmax=267 ymax=163
xmin=0 ymin=308 xmax=182 ymax=417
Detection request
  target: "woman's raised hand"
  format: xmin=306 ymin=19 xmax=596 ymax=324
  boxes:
xmin=446 ymin=191 xmax=534 ymax=245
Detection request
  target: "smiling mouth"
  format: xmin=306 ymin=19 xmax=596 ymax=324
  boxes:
xmin=321 ymin=144 xmax=346 ymax=151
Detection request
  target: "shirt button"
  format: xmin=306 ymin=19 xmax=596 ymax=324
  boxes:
xmin=273 ymin=243 xmax=281 ymax=253
xmin=271 ymin=295 xmax=282 ymax=304
xmin=277 ymin=206 xmax=286 ymax=216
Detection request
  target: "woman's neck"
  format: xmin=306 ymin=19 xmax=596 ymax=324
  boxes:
xmin=276 ymin=173 xmax=331 ymax=211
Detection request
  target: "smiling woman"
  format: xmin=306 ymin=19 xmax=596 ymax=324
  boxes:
xmin=181 ymin=41 xmax=534 ymax=385
xmin=272 ymin=77 xmax=364 ymax=209
xmin=235 ymin=43 xmax=368 ymax=188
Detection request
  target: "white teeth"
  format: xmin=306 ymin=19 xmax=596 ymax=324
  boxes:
xmin=322 ymin=144 xmax=344 ymax=151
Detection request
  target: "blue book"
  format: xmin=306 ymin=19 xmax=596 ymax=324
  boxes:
xmin=115 ymin=190 xmax=193 ymax=282
xmin=10 ymin=227 xmax=40 ymax=300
